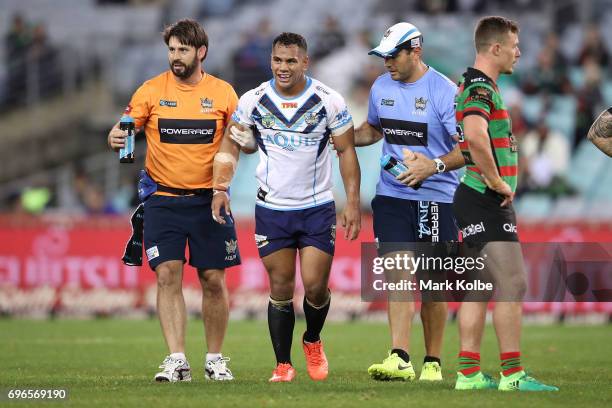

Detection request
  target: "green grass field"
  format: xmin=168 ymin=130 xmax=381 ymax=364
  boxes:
xmin=1 ymin=319 xmax=610 ymax=407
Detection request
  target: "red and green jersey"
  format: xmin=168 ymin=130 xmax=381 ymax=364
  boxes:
xmin=455 ymin=67 xmax=518 ymax=193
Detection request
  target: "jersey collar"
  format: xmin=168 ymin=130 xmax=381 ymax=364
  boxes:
xmin=465 ymin=67 xmax=498 ymax=90
xmin=270 ymin=76 xmax=312 ymax=100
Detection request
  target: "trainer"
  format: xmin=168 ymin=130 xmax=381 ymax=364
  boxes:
xmin=108 ymin=19 xmax=239 ymax=382
xmin=356 ymin=22 xmax=464 ymax=382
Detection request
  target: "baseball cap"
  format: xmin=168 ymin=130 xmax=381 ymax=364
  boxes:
xmin=369 ymin=22 xmax=423 ymax=58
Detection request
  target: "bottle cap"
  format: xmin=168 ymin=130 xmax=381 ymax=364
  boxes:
xmin=380 ymin=154 xmax=392 ymax=167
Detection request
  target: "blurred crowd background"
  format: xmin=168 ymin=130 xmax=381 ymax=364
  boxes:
xmin=1 ymin=0 xmax=611 ymax=221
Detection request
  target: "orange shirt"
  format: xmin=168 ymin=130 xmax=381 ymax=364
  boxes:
xmin=126 ymin=71 xmax=237 ymax=190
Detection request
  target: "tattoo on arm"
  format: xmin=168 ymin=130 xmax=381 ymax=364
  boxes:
xmin=588 ymin=109 xmax=612 ymax=140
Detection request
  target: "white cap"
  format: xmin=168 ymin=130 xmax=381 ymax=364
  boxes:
xmin=369 ymin=22 xmax=423 ymax=58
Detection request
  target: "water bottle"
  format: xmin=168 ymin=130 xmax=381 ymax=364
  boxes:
xmin=119 ymin=115 xmax=135 ymax=163
xmin=380 ymin=154 xmax=421 ymax=190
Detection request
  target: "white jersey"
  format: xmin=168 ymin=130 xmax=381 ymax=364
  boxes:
xmin=232 ymin=77 xmax=353 ymax=210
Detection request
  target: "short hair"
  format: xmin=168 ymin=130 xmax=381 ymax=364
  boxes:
xmin=163 ymin=19 xmax=209 ymax=61
xmin=272 ymin=32 xmax=308 ymax=52
xmin=474 ymin=16 xmax=519 ymax=53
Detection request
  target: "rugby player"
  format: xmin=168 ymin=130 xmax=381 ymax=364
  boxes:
xmin=453 ymin=16 xmax=558 ymax=391
xmin=108 ymin=19 xmax=239 ymax=382
xmin=211 ymin=32 xmax=361 ymax=382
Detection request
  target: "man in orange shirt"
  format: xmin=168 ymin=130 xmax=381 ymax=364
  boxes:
xmin=108 ymin=19 xmax=239 ymax=382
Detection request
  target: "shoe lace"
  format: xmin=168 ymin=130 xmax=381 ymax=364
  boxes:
xmin=383 ymin=351 xmax=398 ymax=364
xmin=305 ymin=343 xmax=324 ymax=365
xmin=275 ymin=363 xmax=292 ymax=376
xmin=520 ymin=373 xmax=556 ymax=389
xmin=383 ymin=352 xmax=398 ymax=364
xmin=159 ymin=356 xmax=185 ymax=372
xmin=158 ymin=356 xmax=171 ymax=369
xmin=520 ymin=373 xmax=539 ymax=384
xmin=210 ymin=357 xmax=231 ymax=371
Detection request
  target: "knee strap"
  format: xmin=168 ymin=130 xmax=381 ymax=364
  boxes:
xmin=269 ymin=297 xmax=293 ymax=308
xmin=305 ymin=289 xmax=331 ymax=309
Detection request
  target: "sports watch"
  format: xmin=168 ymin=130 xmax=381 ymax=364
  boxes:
xmin=433 ymin=158 xmax=446 ymax=174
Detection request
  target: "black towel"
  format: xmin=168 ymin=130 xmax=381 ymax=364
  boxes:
xmin=122 ymin=203 xmax=144 ymax=266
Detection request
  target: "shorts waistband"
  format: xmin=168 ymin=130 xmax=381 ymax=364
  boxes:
xmin=458 ymin=183 xmax=504 ymax=203
xmin=156 ymin=184 xmax=212 ymax=197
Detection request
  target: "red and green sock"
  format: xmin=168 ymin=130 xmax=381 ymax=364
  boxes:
xmin=500 ymin=351 xmax=523 ymax=376
xmin=458 ymin=351 xmax=480 ymax=377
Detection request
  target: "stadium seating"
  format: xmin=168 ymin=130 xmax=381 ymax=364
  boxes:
xmin=587 ymin=160 xmax=612 ymax=201
xmin=566 ymin=140 xmax=607 ymax=196
xmin=547 ymin=95 xmax=577 ymax=144
xmin=1 ymin=0 xmax=611 ymax=221
xmin=515 ymin=193 xmax=553 ymax=220
xmin=522 ymin=95 xmax=544 ymax=124
xmin=549 ymin=196 xmax=587 ymax=221
xmin=603 ymin=80 xmax=612 ymax=106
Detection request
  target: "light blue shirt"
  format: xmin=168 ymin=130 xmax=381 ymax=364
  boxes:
xmin=367 ymin=67 xmax=459 ymax=203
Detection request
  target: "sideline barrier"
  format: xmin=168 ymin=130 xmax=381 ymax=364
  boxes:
xmin=0 ymin=215 xmax=611 ymax=317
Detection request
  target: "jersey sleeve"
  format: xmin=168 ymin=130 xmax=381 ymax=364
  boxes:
xmin=126 ymin=82 xmax=152 ymax=128
xmin=436 ymin=82 xmax=459 ymax=141
xmin=225 ymin=85 xmax=239 ymax=125
xmin=231 ymin=90 xmax=256 ymax=127
xmin=325 ymin=91 xmax=353 ymax=136
xmin=366 ymin=86 xmax=380 ymax=129
xmin=463 ymin=83 xmax=495 ymax=121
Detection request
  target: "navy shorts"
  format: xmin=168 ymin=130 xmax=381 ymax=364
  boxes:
xmin=372 ymin=194 xmax=459 ymax=254
xmin=254 ymin=202 xmax=337 ymax=258
xmin=143 ymin=194 xmax=241 ymax=270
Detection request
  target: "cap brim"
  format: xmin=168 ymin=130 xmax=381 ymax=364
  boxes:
xmin=368 ymin=47 xmax=396 ymax=58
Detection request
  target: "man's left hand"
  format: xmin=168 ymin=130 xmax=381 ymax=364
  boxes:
xmin=395 ymin=148 xmax=436 ymax=187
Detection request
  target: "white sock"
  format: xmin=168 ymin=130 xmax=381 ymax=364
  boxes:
xmin=206 ymin=352 xmax=222 ymax=362
xmin=170 ymin=352 xmax=186 ymax=361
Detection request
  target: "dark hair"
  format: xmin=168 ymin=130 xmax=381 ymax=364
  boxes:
xmin=163 ymin=19 xmax=209 ymax=61
xmin=474 ymin=16 xmax=519 ymax=53
xmin=272 ymin=32 xmax=308 ymax=52
xmin=393 ymin=35 xmax=423 ymax=56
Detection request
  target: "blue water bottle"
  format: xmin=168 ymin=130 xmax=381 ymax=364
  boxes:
xmin=380 ymin=154 xmax=421 ymax=190
xmin=119 ymin=115 xmax=135 ymax=163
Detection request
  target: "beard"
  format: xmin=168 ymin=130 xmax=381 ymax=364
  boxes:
xmin=170 ymin=58 xmax=198 ymax=79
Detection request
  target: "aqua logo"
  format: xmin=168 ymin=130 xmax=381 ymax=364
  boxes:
xmin=265 ymin=132 xmax=318 ymax=151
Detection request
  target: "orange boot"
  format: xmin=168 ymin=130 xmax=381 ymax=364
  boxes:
xmin=302 ymin=338 xmax=329 ymax=381
xmin=269 ymin=363 xmax=297 ymax=382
